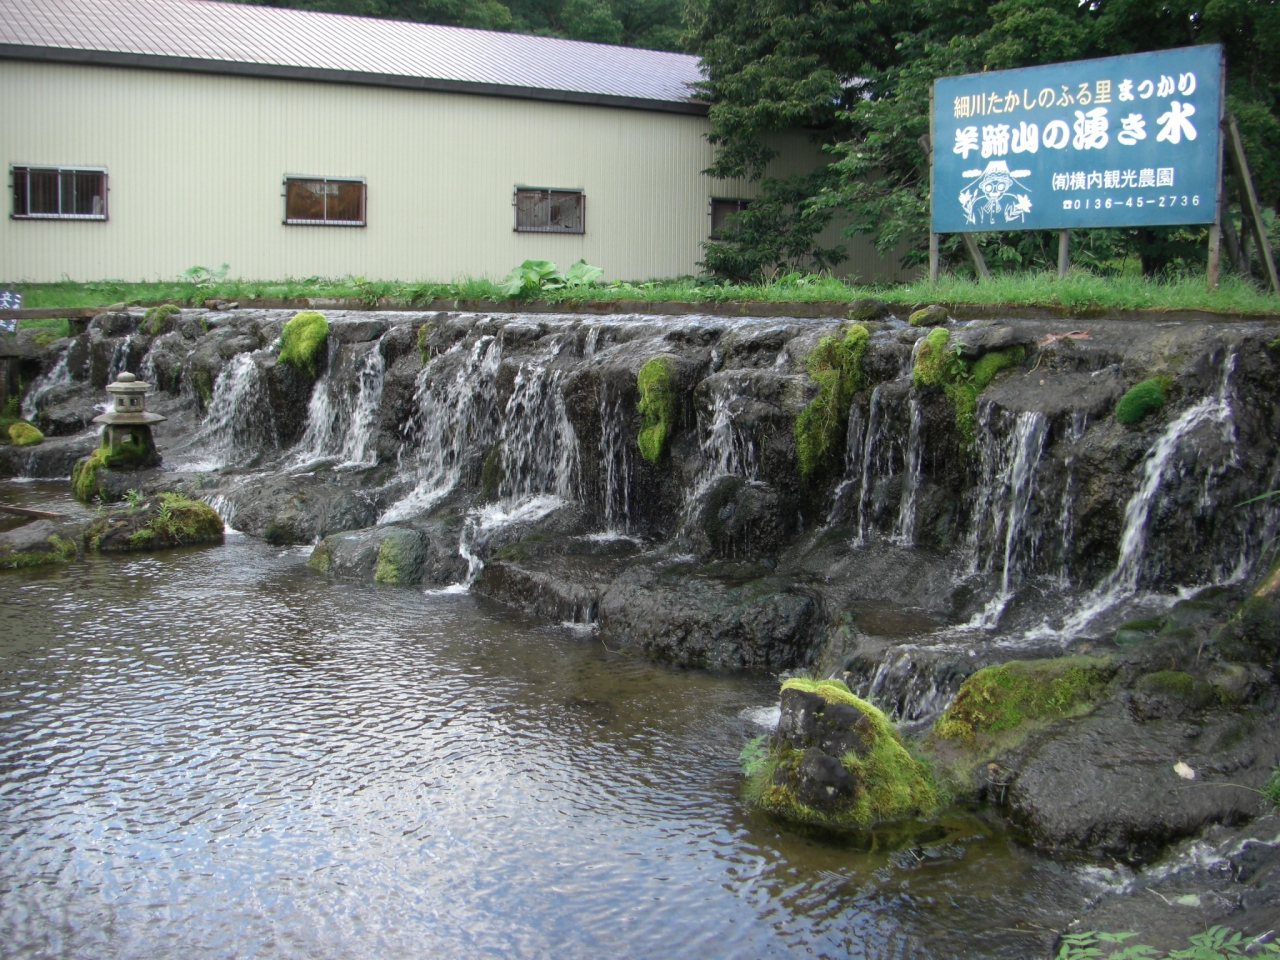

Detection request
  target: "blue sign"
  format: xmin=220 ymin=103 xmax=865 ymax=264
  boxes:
xmin=931 ymin=45 xmax=1222 ymax=233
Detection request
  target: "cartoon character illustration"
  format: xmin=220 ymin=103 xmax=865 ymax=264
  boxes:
xmin=957 ymin=160 xmax=1033 ymax=226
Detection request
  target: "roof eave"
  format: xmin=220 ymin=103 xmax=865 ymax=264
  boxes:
xmin=0 ymin=43 xmax=711 ymax=116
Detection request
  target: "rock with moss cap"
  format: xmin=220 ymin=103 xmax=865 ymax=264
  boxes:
xmin=6 ymin=421 xmax=43 ymax=446
xmin=0 ymin=519 xmax=81 ymax=570
xmin=85 ymin=493 xmax=224 ymax=552
xmin=908 ymin=304 xmax=949 ymax=327
xmin=308 ymin=525 xmax=427 ymax=584
xmin=278 ymin=310 xmax=329 ymax=378
xmin=745 ymin=677 xmax=937 ymax=829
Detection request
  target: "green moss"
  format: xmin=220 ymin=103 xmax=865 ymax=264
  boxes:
xmin=278 ymin=310 xmax=329 ymax=377
xmin=934 ymin=656 xmax=1114 ymax=746
xmin=191 ymin=368 xmax=213 ymax=411
xmin=142 ymin=303 xmax=181 ymax=336
xmin=794 ymin=324 xmax=870 ymax=479
xmin=480 ymin=445 xmax=504 ymax=501
xmin=306 ymin=541 xmax=331 ymax=572
xmin=1136 ymin=670 xmax=1195 ymax=697
xmin=748 ymin=677 xmax=938 ymax=829
xmin=7 ymin=421 xmax=43 ymax=446
xmin=30 ymin=330 xmax=60 ymax=349
xmin=416 ymin=321 xmax=434 ymax=365
xmin=71 ymin=447 xmax=109 ymax=502
xmin=911 ymin=328 xmax=1024 ymax=446
xmin=0 ymin=534 xmax=77 ymax=570
xmin=122 ymin=494 xmax=222 ymax=549
xmin=373 ymin=536 xmax=406 ymax=583
xmin=637 ymin=356 xmax=676 ymax=464
xmin=1115 ymin=377 xmax=1171 ymax=425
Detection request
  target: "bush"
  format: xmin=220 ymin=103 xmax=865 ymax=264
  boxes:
xmin=278 ymin=311 xmax=329 ymax=376
xmin=794 ymin=324 xmax=869 ymax=478
xmin=637 ymin=357 xmax=676 ymax=463
xmin=1115 ymin=377 xmax=1170 ymax=424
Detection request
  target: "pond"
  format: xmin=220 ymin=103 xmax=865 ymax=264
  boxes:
xmin=0 ymin=481 xmax=1120 ymax=959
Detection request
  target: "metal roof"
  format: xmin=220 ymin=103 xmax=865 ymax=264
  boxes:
xmin=0 ymin=0 xmax=708 ymax=114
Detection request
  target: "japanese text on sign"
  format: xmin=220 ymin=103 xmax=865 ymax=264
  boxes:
xmin=932 ymin=45 xmax=1221 ymax=232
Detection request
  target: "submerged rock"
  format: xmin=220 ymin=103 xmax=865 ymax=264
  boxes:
xmin=0 ymin=518 xmax=80 ymax=570
xmin=308 ymin=525 xmax=427 ymax=584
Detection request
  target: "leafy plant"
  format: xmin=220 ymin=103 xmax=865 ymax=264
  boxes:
xmin=497 ymin=259 xmax=603 ymax=297
xmin=124 ymin=488 xmax=144 ymax=508
xmin=179 ymin=263 xmax=230 ymax=286
xmin=1057 ymin=926 xmax=1280 ymax=959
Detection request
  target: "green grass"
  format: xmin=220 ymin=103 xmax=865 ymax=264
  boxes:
xmin=8 ymin=270 xmax=1280 ymax=315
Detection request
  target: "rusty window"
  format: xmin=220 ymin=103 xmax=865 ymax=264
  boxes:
xmin=514 ymin=188 xmax=584 ymax=234
xmin=11 ymin=166 xmax=107 ymax=220
xmin=284 ymin=177 xmax=366 ymax=226
xmin=710 ymin=198 xmax=751 ymax=239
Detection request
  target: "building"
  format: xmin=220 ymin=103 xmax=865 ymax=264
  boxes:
xmin=1 ymin=0 xmax=909 ymax=283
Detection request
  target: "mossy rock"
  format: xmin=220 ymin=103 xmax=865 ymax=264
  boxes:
xmin=479 ymin=445 xmax=505 ymax=501
xmin=794 ymin=325 xmax=870 ymax=479
xmin=87 ymin=493 xmax=223 ymax=552
xmin=306 ymin=540 xmax=331 ymax=572
xmin=142 ymin=303 xmax=182 ymax=337
xmin=416 ymin=321 xmax=434 ymax=365
xmin=1114 ymin=617 xmax=1164 ymax=645
xmin=637 ymin=356 xmax=676 ymax=464
xmin=278 ymin=311 xmax=329 ymax=377
xmin=848 ymin=298 xmax=890 ymax=322
xmin=908 ymin=304 xmax=949 ymax=327
xmin=933 ymin=656 xmax=1115 ymax=747
xmin=1115 ymin=377 xmax=1170 ymax=425
xmin=0 ymin=519 xmax=79 ymax=571
xmin=912 ymin=328 xmax=1025 ymax=447
xmin=7 ymin=421 xmax=43 ymax=446
xmin=745 ymin=677 xmax=938 ymax=830
xmin=71 ymin=438 xmax=160 ymax=503
xmin=373 ymin=528 xmax=427 ymax=584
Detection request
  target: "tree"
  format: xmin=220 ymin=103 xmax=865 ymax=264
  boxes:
xmin=690 ymin=0 xmax=1280 ymax=278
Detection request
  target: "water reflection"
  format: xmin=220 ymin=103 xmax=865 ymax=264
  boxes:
xmin=0 ymin=482 xmax=1104 ymax=959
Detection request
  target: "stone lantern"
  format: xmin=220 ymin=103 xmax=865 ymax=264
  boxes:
xmin=92 ymin=371 xmax=166 ymax=467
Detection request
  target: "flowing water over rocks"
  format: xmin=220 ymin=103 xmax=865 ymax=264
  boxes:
xmin=7 ymin=307 xmax=1280 ymax=947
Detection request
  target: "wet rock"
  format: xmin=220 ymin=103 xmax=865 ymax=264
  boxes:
xmin=908 ymin=304 xmax=949 ymax=327
xmin=0 ymin=518 xmax=80 ymax=569
xmin=792 ymin=749 xmax=856 ymax=810
xmin=687 ymin=476 xmax=795 ymax=560
xmin=848 ymin=298 xmax=891 ymax=322
xmin=951 ymin=324 xmax=1037 ymax=359
xmin=331 ymin=318 xmax=390 ymax=344
xmin=309 ymin=524 xmax=426 ymax=584
xmin=223 ymin=470 xmax=381 ymax=544
xmin=87 ymin=310 xmax=137 ymax=337
xmin=85 ymin=495 xmax=223 ymax=552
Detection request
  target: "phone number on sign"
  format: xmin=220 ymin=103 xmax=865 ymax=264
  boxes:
xmin=1060 ymin=194 xmax=1201 ymax=210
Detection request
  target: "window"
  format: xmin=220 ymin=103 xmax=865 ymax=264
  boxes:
xmin=514 ymin=188 xmax=584 ymax=234
xmin=710 ymin=198 xmax=751 ymax=239
xmin=284 ymin=177 xmax=365 ymax=226
xmin=11 ymin=166 xmax=107 ymax=220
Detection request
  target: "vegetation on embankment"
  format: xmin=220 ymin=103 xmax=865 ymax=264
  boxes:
xmin=8 ymin=271 xmax=1280 ymax=317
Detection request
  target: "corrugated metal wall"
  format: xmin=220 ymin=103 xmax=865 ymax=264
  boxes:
xmin=0 ymin=60 xmax=916 ymax=283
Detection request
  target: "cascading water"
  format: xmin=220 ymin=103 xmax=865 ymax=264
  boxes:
xmin=292 ymin=341 xmax=386 ymax=468
xmin=964 ymin=407 xmax=1050 ymax=630
xmin=855 ymin=386 xmax=893 ymax=543
xmin=380 ymin=337 xmax=502 ymax=522
xmin=496 ymin=345 xmax=580 ymax=502
xmin=186 ymin=352 xmax=277 ymax=470
xmin=106 ymin=337 xmax=132 ymax=384
xmin=892 ymin=397 xmax=924 ymax=545
xmin=597 ymin=380 xmax=633 ymax=533
xmin=20 ymin=353 xmax=70 ymax=420
xmin=693 ymin=378 xmax=758 ymax=496
xmin=1054 ymin=353 xmax=1240 ymax=635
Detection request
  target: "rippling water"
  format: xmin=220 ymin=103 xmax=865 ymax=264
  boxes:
xmin=0 ymin=482 xmax=1111 ymax=960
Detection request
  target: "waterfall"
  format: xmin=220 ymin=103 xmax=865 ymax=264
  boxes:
xmin=380 ymin=336 xmax=502 ymax=522
xmin=892 ymin=397 xmax=924 ymax=545
xmin=855 ymin=386 xmax=891 ymax=543
xmin=597 ymin=380 xmax=633 ymax=533
xmin=849 ymin=650 xmax=962 ymax=724
xmin=1055 ymin=412 xmax=1089 ymax=587
xmin=188 ymin=352 xmax=277 ymax=470
xmin=964 ymin=408 xmax=1050 ymax=630
xmin=106 ymin=337 xmax=132 ymax=383
xmin=497 ymin=349 xmax=580 ymax=501
xmin=291 ymin=342 xmax=386 ymax=468
xmin=21 ymin=353 xmax=70 ymax=420
xmin=693 ymin=379 xmax=758 ymax=495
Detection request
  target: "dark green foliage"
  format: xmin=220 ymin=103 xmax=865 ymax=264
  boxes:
xmin=416 ymin=321 xmax=434 ymax=365
xmin=1264 ymin=768 xmax=1280 ymax=805
xmin=690 ymin=0 xmax=1280 ymax=276
xmin=636 ymin=357 xmax=675 ymax=463
xmin=278 ymin=311 xmax=329 ymax=377
xmin=794 ymin=324 xmax=869 ymax=478
xmin=1115 ymin=377 xmax=1170 ymax=425
xmin=1057 ymin=927 xmax=1280 ymax=959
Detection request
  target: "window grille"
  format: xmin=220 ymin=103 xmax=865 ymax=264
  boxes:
xmin=284 ymin=177 xmax=366 ymax=226
xmin=514 ymin=188 xmax=584 ymax=234
xmin=11 ymin=166 xmax=107 ymax=220
xmin=710 ymin=198 xmax=751 ymax=239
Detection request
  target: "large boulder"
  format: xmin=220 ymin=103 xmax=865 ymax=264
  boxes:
xmin=307 ymin=525 xmax=427 ymax=584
